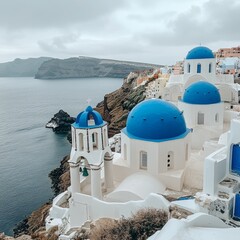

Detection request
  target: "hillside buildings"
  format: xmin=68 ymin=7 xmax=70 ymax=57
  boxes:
xmin=216 ymin=46 xmax=240 ymax=58
xmin=46 ymin=46 xmax=240 ymax=239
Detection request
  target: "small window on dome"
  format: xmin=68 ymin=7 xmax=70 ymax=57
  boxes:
xmin=197 ymin=63 xmax=201 ymax=73
xmin=209 ymin=63 xmax=212 ymax=73
xmin=187 ymin=63 xmax=191 ymax=73
xmin=140 ymin=151 xmax=147 ymax=170
xmin=215 ymin=113 xmax=219 ymax=123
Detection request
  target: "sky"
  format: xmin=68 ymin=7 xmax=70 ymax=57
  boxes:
xmin=0 ymin=0 xmax=239 ymax=65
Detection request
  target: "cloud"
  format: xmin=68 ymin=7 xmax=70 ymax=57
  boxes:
xmin=141 ymin=0 xmax=240 ymax=47
xmin=38 ymin=33 xmax=81 ymax=52
xmin=0 ymin=0 xmax=238 ymax=64
xmin=0 ymin=0 xmax=127 ymax=30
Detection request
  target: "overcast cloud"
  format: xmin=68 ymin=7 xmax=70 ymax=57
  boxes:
xmin=0 ymin=0 xmax=239 ymax=64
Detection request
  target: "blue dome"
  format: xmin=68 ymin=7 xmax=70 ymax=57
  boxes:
xmin=186 ymin=46 xmax=214 ymax=60
xmin=73 ymin=106 xmax=105 ymax=129
xmin=124 ymin=99 xmax=189 ymax=142
xmin=182 ymin=81 xmax=221 ymax=105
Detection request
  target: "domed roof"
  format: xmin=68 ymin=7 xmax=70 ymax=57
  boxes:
xmin=182 ymin=81 xmax=221 ymax=105
xmin=123 ymin=99 xmax=189 ymax=142
xmin=73 ymin=106 xmax=105 ymax=129
xmin=186 ymin=46 xmax=214 ymax=60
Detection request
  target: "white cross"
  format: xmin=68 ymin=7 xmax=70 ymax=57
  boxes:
xmin=86 ymin=98 xmax=92 ymax=105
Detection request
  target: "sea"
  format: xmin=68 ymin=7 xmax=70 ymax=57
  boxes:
xmin=0 ymin=77 xmax=123 ymax=235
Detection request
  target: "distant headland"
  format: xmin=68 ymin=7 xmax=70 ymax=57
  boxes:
xmin=0 ymin=56 xmax=161 ymax=79
xmin=35 ymin=57 xmax=161 ymax=79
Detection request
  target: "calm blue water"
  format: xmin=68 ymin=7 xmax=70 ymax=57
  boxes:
xmin=0 ymin=77 xmax=122 ymax=235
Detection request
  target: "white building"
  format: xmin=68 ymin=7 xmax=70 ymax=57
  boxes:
xmin=145 ymin=77 xmax=167 ymax=99
xmin=196 ymin=117 xmax=240 ymax=222
xmin=217 ymin=57 xmax=240 ymax=74
xmin=117 ymin=99 xmax=191 ymax=192
xmin=178 ymin=81 xmax=224 ymax=149
xmin=183 ymin=46 xmax=217 ymax=87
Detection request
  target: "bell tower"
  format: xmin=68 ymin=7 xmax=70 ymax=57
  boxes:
xmin=69 ymin=106 xmax=113 ymax=199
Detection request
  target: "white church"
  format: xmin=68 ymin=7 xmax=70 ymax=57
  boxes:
xmin=46 ymin=46 xmax=240 ymax=239
xmin=163 ymin=46 xmax=240 ymax=103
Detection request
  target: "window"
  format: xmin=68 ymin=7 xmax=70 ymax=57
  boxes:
xmin=209 ymin=63 xmax=212 ymax=73
xmin=231 ymin=144 xmax=240 ymax=175
xmin=79 ymin=133 xmax=84 ymax=151
xmin=215 ymin=113 xmax=219 ymax=123
xmin=72 ymin=128 xmax=76 ymax=150
xmin=187 ymin=63 xmax=191 ymax=73
xmin=103 ymin=128 xmax=107 ymax=148
xmin=167 ymin=151 xmax=174 ymax=169
xmin=197 ymin=112 xmax=204 ymax=125
xmin=92 ymin=132 xmax=98 ymax=149
xmin=197 ymin=63 xmax=201 ymax=73
xmin=140 ymin=151 xmax=147 ymax=170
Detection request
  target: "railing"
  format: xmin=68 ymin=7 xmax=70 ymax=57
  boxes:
xmin=50 ymin=192 xmax=69 ymax=219
xmin=59 ymin=216 xmax=70 ymax=235
xmin=46 ymin=191 xmax=70 ymax=231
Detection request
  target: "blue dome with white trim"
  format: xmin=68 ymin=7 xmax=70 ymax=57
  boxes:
xmin=123 ymin=99 xmax=189 ymax=142
xmin=182 ymin=81 xmax=221 ymax=105
xmin=73 ymin=106 xmax=105 ymax=129
xmin=186 ymin=46 xmax=214 ymax=60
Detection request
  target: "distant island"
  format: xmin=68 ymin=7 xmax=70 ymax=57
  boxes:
xmin=35 ymin=56 xmax=162 ymax=79
xmin=0 ymin=57 xmax=52 ymax=77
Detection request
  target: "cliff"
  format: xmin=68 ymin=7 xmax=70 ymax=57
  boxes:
xmin=35 ymin=56 xmax=161 ymax=79
xmin=0 ymin=57 xmax=51 ymax=77
xmin=45 ymin=110 xmax=76 ymax=134
xmin=95 ymin=69 xmax=158 ymax=136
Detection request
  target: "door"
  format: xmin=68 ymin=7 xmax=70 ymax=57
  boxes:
xmin=234 ymin=193 xmax=240 ymax=219
xmin=231 ymin=144 xmax=240 ymax=175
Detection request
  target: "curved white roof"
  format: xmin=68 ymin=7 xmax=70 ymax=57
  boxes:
xmin=106 ymin=172 xmax=166 ymax=202
xmin=149 ymin=213 xmax=239 ymax=240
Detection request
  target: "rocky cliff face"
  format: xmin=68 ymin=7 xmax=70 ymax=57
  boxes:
xmin=35 ymin=56 xmax=161 ymax=79
xmin=48 ymin=155 xmax=70 ymax=196
xmin=46 ymin=110 xmax=76 ymax=134
xmin=95 ymin=69 xmax=157 ymax=136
